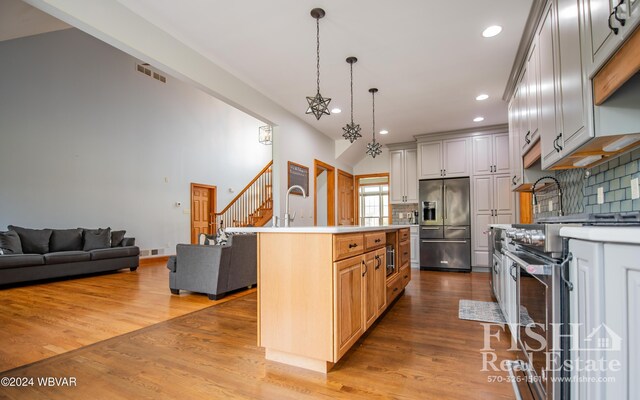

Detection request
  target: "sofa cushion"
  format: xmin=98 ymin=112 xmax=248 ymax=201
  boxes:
xmin=43 ymin=251 xmax=91 ymax=265
xmin=8 ymin=226 xmax=52 ymax=254
xmin=110 ymin=230 xmax=126 ymax=247
xmin=83 ymin=228 xmax=111 ymax=251
xmin=0 ymin=230 xmax=23 ymax=255
xmin=50 ymin=229 xmax=83 ymax=252
xmin=0 ymin=254 xmax=45 ymax=269
xmin=89 ymin=246 xmax=139 ymax=261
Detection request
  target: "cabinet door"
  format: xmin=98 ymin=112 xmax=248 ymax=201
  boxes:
xmin=473 ymin=176 xmax=493 ymax=214
xmin=603 ymin=243 xmax=640 ymax=400
xmin=526 ymin=37 xmax=540 ymax=146
xmin=472 ymin=213 xmax=491 ymax=254
xmin=334 ymin=256 xmax=364 ymax=360
xmin=443 ymin=138 xmax=469 ymax=177
xmin=518 ymin=69 xmax=530 ymax=152
xmin=472 ymin=135 xmax=493 ymax=175
xmin=556 ymin=0 xmax=590 ymax=155
xmin=510 ymin=92 xmax=523 ymax=189
xmin=389 ymin=149 xmax=406 ymax=204
xmin=494 ymin=175 xmax=514 ymax=214
xmin=569 ymin=239 xmax=606 ymax=400
xmin=494 ymin=134 xmax=511 ymax=174
xmin=410 ymin=230 xmax=419 ymax=268
xmin=363 ymin=252 xmax=377 ymax=329
xmin=404 ymin=149 xmax=418 ymax=203
xmin=539 ymin=3 xmax=562 ymax=169
xmin=374 ymin=248 xmax=387 ymax=315
xmin=584 ymin=0 xmax=621 ymax=74
xmin=418 ymin=141 xmax=443 ymax=179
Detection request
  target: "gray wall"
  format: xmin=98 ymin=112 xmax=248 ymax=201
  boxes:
xmin=0 ymin=29 xmax=271 ymax=252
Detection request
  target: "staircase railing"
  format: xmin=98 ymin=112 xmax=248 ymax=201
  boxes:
xmin=215 ymin=161 xmax=273 ymax=228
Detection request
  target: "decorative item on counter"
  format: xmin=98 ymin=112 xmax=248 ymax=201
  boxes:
xmin=342 ymin=56 xmax=362 ymax=143
xmin=258 ymin=125 xmax=272 ymax=145
xmin=305 ymin=8 xmax=331 ymax=120
xmin=366 ymin=88 xmax=382 ymax=158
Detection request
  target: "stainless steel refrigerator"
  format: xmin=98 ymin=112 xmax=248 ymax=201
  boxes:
xmin=419 ymin=177 xmax=471 ymax=271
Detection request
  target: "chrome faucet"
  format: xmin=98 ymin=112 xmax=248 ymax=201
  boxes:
xmin=284 ymin=185 xmax=307 ymax=227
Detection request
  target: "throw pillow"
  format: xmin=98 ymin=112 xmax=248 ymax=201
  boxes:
xmin=83 ymin=228 xmax=111 ymax=251
xmin=50 ymin=228 xmax=83 ymax=252
xmin=7 ymin=226 xmax=52 ymax=254
xmin=110 ymin=230 xmax=126 ymax=247
xmin=0 ymin=230 xmax=23 ymax=254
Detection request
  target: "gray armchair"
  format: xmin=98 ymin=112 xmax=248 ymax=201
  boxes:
xmin=167 ymin=234 xmax=257 ymax=300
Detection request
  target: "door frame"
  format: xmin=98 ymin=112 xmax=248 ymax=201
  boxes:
xmin=190 ymin=183 xmax=217 ymax=244
xmin=354 ymin=173 xmax=392 ymax=225
xmin=314 ymin=159 xmax=335 ymax=226
xmin=337 ymin=169 xmax=355 ymax=226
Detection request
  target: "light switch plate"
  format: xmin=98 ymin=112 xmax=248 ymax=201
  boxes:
xmin=631 ymin=178 xmax=640 ymax=200
xmin=548 ymin=200 xmax=554 ymax=212
xmin=597 ymin=187 xmax=604 ymax=204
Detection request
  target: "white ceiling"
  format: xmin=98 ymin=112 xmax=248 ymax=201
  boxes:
xmin=0 ymin=0 xmax=70 ymax=42
xmin=113 ymin=0 xmax=531 ymax=149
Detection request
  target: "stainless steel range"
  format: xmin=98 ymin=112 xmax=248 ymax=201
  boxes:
xmin=502 ymin=211 xmax=640 ymax=400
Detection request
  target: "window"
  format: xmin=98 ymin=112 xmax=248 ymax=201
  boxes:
xmin=359 ymin=184 xmax=389 ymax=226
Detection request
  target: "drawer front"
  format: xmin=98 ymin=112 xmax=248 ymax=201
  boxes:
xmin=398 ymin=240 xmax=410 ymax=267
xmin=364 ymin=231 xmax=386 ymax=251
xmin=400 ymin=265 xmax=411 ymax=288
xmin=333 ymin=233 xmax=364 ymax=261
xmin=399 ymin=228 xmax=410 ymax=242
xmin=386 ymin=274 xmax=403 ymax=303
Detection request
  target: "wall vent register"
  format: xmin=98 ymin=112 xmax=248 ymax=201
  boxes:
xmin=136 ymin=63 xmax=167 ymax=83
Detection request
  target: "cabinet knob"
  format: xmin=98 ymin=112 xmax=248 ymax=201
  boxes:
xmin=349 ymin=243 xmax=358 ymax=249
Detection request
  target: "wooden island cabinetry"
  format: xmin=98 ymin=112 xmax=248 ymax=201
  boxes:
xmin=229 ymin=225 xmax=412 ymax=373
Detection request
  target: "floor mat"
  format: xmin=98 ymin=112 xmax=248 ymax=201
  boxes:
xmin=458 ymin=299 xmax=534 ymax=325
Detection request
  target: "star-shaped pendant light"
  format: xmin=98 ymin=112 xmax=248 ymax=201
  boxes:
xmin=305 ymin=8 xmax=331 ymax=120
xmin=366 ymin=88 xmax=382 ymax=158
xmin=342 ymin=57 xmax=362 ymax=143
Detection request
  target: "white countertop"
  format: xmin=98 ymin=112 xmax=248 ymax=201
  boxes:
xmin=227 ymin=225 xmax=413 ymax=234
xmin=560 ymin=226 xmax=640 ymax=245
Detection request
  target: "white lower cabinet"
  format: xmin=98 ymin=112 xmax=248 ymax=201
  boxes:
xmin=410 ymin=226 xmax=419 ymax=268
xmin=569 ymin=239 xmax=640 ymax=400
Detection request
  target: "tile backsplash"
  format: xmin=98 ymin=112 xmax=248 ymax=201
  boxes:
xmin=583 ymin=149 xmax=640 ymax=213
xmin=392 ymin=203 xmax=418 ymax=224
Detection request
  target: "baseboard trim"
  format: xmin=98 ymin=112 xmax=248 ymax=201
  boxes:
xmin=139 ymin=255 xmax=170 ymax=267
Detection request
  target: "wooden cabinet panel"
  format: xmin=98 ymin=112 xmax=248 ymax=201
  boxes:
xmin=364 ymin=231 xmax=385 ymax=251
xmin=443 ymin=138 xmax=469 ymax=177
xmin=399 ymin=228 xmax=410 ymax=243
xmin=386 ymin=273 xmax=403 ymax=304
xmin=334 ymin=256 xmax=364 ymax=360
xmin=389 ymin=150 xmax=405 ymax=204
xmin=398 ymin=239 xmax=410 ymax=268
xmin=363 ymin=252 xmax=376 ymax=329
xmin=404 ymin=149 xmax=418 ymax=203
xmin=526 ymin=38 xmax=540 ymax=147
xmin=494 ymin=175 xmax=513 ymax=213
xmin=333 ymin=233 xmax=364 ymax=261
xmin=400 ymin=264 xmax=411 ymax=288
xmin=494 ymin=134 xmax=511 ymax=174
xmin=374 ymin=248 xmax=387 ymax=315
xmin=410 ymin=227 xmax=419 ymax=268
xmin=473 ymin=176 xmax=493 ymax=213
xmin=472 ymin=135 xmax=493 ymax=175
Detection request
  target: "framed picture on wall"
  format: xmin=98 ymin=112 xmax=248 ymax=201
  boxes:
xmin=287 ymin=161 xmax=309 ymax=196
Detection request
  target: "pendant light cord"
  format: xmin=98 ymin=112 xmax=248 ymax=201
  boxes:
xmin=371 ymin=91 xmax=376 ymax=143
xmin=316 ymin=17 xmax=320 ymax=94
xmin=350 ymin=63 xmax=354 ymax=123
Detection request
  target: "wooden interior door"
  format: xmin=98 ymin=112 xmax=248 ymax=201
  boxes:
xmin=337 ymin=170 xmax=355 ymax=226
xmin=190 ymin=183 xmax=216 ymax=244
xmin=314 ymin=159 xmax=335 ymax=226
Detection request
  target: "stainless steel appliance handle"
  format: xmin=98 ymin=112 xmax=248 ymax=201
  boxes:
xmin=445 ymin=227 xmax=467 ymax=230
xmin=443 ymin=185 xmax=447 ymax=220
xmin=505 ymin=360 xmax=524 ymax=400
xmin=421 ymin=227 xmax=440 ymax=230
xmin=421 ymin=240 xmax=467 ymax=244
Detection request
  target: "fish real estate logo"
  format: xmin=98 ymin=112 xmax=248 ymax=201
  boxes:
xmin=479 ymin=322 xmax=623 ymax=378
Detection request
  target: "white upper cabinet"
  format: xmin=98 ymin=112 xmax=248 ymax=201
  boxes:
xmin=389 ymin=147 xmax=418 ymax=204
xmin=524 ymin=37 xmax=540 ymax=151
xmin=417 ymin=138 xmax=469 ymax=179
xmin=472 ymin=133 xmax=511 ymax=176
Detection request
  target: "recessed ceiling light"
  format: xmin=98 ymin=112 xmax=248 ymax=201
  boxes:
xmin=473 ymin=117 xmax=485 ymax=122
xmin=476 ymin=94 xmax=489 ymax=101
xmin=379 ymin=130 xmax=389 ymax=135
xmin=482 ymin=25 xmax=502 ymax=38
xmin=331 ymin=108 xmax=342 ymax=114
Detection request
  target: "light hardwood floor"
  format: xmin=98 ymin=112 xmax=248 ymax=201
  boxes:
xmin=0 ymin=261 xmax=255 ymax=371
xmin=1 ymin=269 xmax=517 ymax=399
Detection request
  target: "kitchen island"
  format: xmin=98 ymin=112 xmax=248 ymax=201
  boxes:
xmin=227 ymin=225 xmax=412 ymax=373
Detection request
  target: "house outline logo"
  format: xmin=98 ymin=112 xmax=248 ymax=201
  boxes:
xmin=580 ymin=323 xmax=622 ymax=352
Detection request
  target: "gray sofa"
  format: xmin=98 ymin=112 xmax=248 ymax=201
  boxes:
xmin=167 ymin=234 xmax=257 ymax=300
xmin=0 ymin=226 xmax=139 ymax=286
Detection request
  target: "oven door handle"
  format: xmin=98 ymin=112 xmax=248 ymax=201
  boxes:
xmin=510 ymin=263 xmax=517 ymax=281
xmin=505 ymin=360 xmax=524 ymax=400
